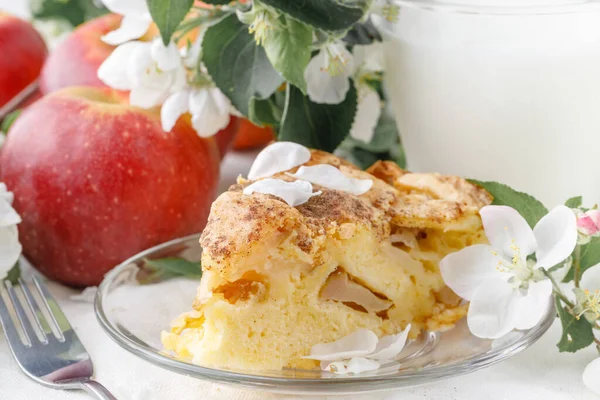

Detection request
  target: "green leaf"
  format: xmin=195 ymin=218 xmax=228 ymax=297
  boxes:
xmin=263 ymin=15 xmax=312 ymax=93
xmin=3 ymin=262 xmax=20 ymax=285
xmin=468 ymin=180 xmax=548 ymax=228
xmin=343 ymin=18 xmax=382 ymax=45
xmin=563 ymin=237 xmax=600 ymax=282
xmin=259 ymin=0 xmax=367 ymax=31
xmin=147 ymin=0 xmax=194 ymax=45
xmin=33 ymin=0 xmax=107 ymax=26
xmin=203 ymin=14 xmax=284 ymax=116
xmin=279 ymin=83 xmax=357 ymax=153
xmin=138 ymin=257 xmax=202 ymax=284
xmin=1 ymin=109 xmax=22 ymax=134
xmin=565 ymin=196 xmax=583 ymax=208
xmin=555 ymin=296 xmax=595 ymax=352
xmin=249 ymin=96 xmax=283 ymax=127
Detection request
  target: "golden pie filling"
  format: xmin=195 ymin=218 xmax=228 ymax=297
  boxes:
xmin=162 ymin=151 xmax=491 ymax=371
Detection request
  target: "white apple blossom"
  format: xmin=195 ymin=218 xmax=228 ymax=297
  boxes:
xmin=101 ymin=0 xmax=153 ymax=45
xmin=98 ymin=38 xmax=186 ymax=109
xmin=304 ymin=42 xmax=354 ymax=105
xmin=303 ymin=325 xmax=412 ymax=374
xmin=0 ymin=183 xmax=22 ymax=277
xmin=247 ymin=142 xmax=311 ymax=180
xmin=441 ymin=205 xmax=577 ymax=339
xmin=371 ymin=0 xmax=401 ymax=22
xmin=161 ymin=87 xmax=231 ymax=137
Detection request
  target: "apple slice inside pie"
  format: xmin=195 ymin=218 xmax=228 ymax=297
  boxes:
xmin=162 ymin=149 xmax=491 ymax=371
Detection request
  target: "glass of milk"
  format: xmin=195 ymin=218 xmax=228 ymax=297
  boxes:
xmin=378 ymin=0 xmax=600 ymax=206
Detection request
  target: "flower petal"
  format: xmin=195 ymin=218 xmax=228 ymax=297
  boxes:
xmin=320 ymin=360 xmax=348 ymax=374
xmin=101 ymin=15 xmax=151 ymax=46
xmin=304 ymin=46 xmax=353 ymax=105
xmin=97 ymin=41 xmax=140 ymax=90
xmin=467 ymin=278 xmax=518 ymax=339
xmin=151 ymin=39 xmax=181 ymax=71
xmin=189 ymin=88 xmax=231 ymax=137
xmin=161 ymin=90 xmax=190 ymax=132
xmin=288 ymin=165 xmax=372 ymax=196
xmin=367 ymin=324 xmax=411 ymax=360
xmin=130 ymin=85 xmax=168 ymax=109
xmin=303 ymin=329 xmax=378 ymax=361
xmin=480 ymin=206 xmax=537 ymax=261
xmin=512 ymin=279 xmax=552 ymax=330
xmin=353 ymin=43 xmax=385 ymax=73
xmin=243 ymin=179 xmax=321 ymax=207
xmin=0 ymin=200 xmax=21 ymax=227
xmin=349 ymin=87 xmax=381 ymax=143
xmin=101 ymin=0 xmax=149 ymax=15
xmin=346 ymin=357 xmax=381 ymax=374
xmin=0 ymin=225 xmax=21 ymax=275
xmin=439 ymin=244 xmax=505 ymax=301
xmin=534 ymin=205 xmax=577 ymax=269
xmin=583 ymin=358 xmax=600 ymax=396
xmin=247 ymin=142 xmax=311 ymax=180
xmin=0 ymin=183 xmax=13 ymax=204
xmin=581 ymin=264 xmax=600 ymax=292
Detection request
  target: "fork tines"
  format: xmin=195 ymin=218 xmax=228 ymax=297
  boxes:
xmin=0 ymin=276 xmax=67 ymax=347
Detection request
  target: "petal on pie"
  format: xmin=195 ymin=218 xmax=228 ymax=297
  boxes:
xmin=247 ymin=142 xmax=311 ymax=180
xmin=367 ymin=324 xmax=411 ymax=360
xmin=303 ymin=329 xmax=378 ymax=361
xmin=288 ymin=165 xmax=373 ymax=195
xmin=243 ymin=179 xmax=321 ymax=207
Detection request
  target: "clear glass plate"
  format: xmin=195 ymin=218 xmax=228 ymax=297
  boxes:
xmin=95 ymin=234 xmax=555 ymax=395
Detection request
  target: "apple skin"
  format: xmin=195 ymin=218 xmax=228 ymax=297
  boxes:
xmin=0 ymin=13 xmax=47 ymax=108
xmin=0 ymin=87 xmax=221 ymax=287
xmin=39 ymin=14 xmax=121 ymax=94
xmin=233 ymin=118 xmax=274 ymax=151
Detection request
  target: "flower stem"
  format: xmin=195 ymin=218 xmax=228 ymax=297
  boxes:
xmin=574 ymin=245 xmax=582 ymax=288
xmin=542 ymin=268 xmax=574 ymax=308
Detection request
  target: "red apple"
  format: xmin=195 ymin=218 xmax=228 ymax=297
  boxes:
xmin=0 ymin=87 xmax=221 ymax=287
xmin=0 ymin=13 xmax=47 ymax=108
xmin=39 ymin=14 xmax=122 ymax=94
xmin=233 ymin=118 xmax=275 ymax=151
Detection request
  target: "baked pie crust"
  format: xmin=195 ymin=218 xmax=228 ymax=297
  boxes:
xmin=162 ymin=150 xmax=491 ymax=371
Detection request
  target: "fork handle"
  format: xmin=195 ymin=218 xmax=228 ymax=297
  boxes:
xmin=79 ymin=379 xmax=118 ymax=400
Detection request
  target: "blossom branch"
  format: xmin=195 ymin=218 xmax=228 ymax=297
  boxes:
xmin=574 ymin=245 xmax=582 ymax=288
xmin=541 ymin=268 xmax=574 ymax=308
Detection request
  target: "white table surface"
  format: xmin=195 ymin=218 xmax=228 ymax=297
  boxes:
xmin=0 ymin=151 xmax=598 ymax=400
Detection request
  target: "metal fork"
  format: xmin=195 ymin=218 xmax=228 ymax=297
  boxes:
xmin=0 ymin=276 xmax=117 ymax=399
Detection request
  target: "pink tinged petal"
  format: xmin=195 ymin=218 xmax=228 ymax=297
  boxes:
xmin=303 ymin=329 xmax=379 ymax=361
xmin=288 ymin=165 xmax=372 ymax=195
xmin=151 ymin=39 xmax=181 ymax=71
xmin=349 ymin=87 xmax=381 ymax=143
xmin=97 ymin=41 xmax=140 ymax=90
xmin=161 ymin=91 xmax=190 ymax=132
xmin=587 ymin=210 xmax=600 ymax=231
xmin=578 ymin=214 xmax=598 ymax=236
xmin=512 ymin=279 xmax=553 ymax=330
xmin=439 ymin=244 xmax=505 ymax=301
xmin=367 ymin=324 xmax=411 ymax=360
xmin=467 ymin=278 xmax=518 ymax=339
xmin=534 ymin=205 xmax=577 ymax=269
xmin=0 ymin=225 xmax=21 ymax=275
xmin=101 ymin=15 xmax=151 ymax=45
xmin=0 ymin=201 xmax=21 ymax=227
xmin=243 ymin=179 xmax=321 ymax=207
xmin=247 ymin=142 xmax=311 ymax=180
xmin=583 ymin=358 xmax=600 ymax=396
xmin=581 ymin=265 xmax=600 ymax=292
xmin=480 ymin=206 xmax=537 ymax=261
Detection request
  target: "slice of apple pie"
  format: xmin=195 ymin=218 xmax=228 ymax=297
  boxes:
xmin=162 ymin=146 xmax=492 ymax=371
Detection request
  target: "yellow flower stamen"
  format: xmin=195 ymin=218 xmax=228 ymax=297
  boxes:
xmin=249 ymin=11 xmax=271 ymax=46
xmin=323 ymin=46 xmax=350 ymax=77
xmin=576 ymin=289 xmax=600 ymax=320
